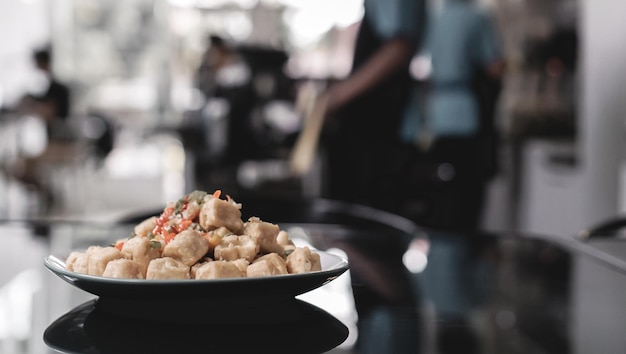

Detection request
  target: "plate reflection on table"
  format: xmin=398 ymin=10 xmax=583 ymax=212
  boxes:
xmin=44 ymin=298 xmax=349 ymax=354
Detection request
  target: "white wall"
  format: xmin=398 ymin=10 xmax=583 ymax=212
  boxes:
xmin=580 ymin=0 xmax=626 ymax=226
xmin=0 ymin=0 xmax=50 ymax=106
xmin=515 ymin=0 xmax=626 ymax=238
xmin=517 ymin=140 xmax=585 ymax=237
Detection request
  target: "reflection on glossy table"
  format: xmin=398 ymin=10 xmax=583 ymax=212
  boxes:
xmin=2 ymin=196 xmax=626 ymax=354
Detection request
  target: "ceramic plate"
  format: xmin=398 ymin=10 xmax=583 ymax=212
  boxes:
xmin=44 ymin=251 xmax=349 ymax=303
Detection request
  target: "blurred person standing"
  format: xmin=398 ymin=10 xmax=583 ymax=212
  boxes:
xmin=322 ymin=0 xmax=426 ymax=213
xmin=314 ymin=1 xmax=427 ymax=354
xmin=399 ymin=0 xmax=505 ymax=231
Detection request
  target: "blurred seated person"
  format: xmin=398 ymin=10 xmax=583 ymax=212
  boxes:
xmin=398 ymin=0 xmax=505 ymax=231
xmin=18 ymin=47 xmax=71 ymax=141
xmin=8 ymin=47 xmax=76 ymax=212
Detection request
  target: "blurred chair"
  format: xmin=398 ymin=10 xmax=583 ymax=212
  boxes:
xmin=39 ymin=112 xmax=116 ymax=216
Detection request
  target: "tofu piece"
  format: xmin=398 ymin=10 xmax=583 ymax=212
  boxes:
xmin=67 ymin=245 xmax=106 ymax=274
xmin=194 ymin=261 xmax=244 ymax=279
xmin=214 ymin=235 xmax=259 ymax=262
xmin=66 ymin=251 xmax=90 ymax=274
xmin=277 ymin=230 xmax=296 ymax=253
xmin=276 ymin=230 xmax=294 ymax=247
xmin=162 ymin=230 xmax=210 ymax=266
xmin=190 ymin=257 xmax=213 ymax=278
xmin=286 ymin=247 xmax=321 ymax=274
xmin=247 ymin=253 xmax=288 ymax=277
xmin=146 ymin=257 xmax=190 ymax=280
xmin=88 ymin=247 xmax=124 ymax=276
xmin=199 ymin=196 xmax=244 ymax=233
xmin=134 ymin=216 xmax=157 ymax=237
xmin=243 ymin=217 xmax=284 ymax=255
xmin=121 ymin=236 xmax=161 ymax=275
xmin=205 ymin=226 xmax=232 ymax=252
xmin=102 ymin=259 xmax=145 ymax=279
xmin=230 ymin=258 xmax=250 ymax=274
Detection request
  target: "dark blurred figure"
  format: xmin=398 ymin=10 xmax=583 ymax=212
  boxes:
xmin=19 ymin=47 xmax=72 ymax=141
xmin=196 ymin=35 xmax=243 ymax=99
xmin=189 ymin=35 xmax=296 ymax=194
xmin=8 ymin=46 xmax=76 ymax=212
xmin=322 ymin=0 xmax=426 ymax=212
xmin=187 ymin=35 xmax=251 ymax=192
xmin=398 ymin=0 xmax=505 ymax=231
xmin=318 ymin=1 xmax=427 ymax=352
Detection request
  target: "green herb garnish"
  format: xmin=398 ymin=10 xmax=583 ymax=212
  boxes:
xmin=188 ymin=190 xmax=207 ymax=204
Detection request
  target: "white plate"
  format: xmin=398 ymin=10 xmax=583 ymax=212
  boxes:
xmin=44 ymin=251 xmax=349 ymax=304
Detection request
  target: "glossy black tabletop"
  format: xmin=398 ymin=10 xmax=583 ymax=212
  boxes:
xmin=3 ymin=196 xmax=626 ymax=354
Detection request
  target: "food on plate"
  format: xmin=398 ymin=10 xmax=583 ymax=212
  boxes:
xmin=195 ymin=261 xmax=245 ymax=279
xmin=286 ymin=247 xmax=321 ymax=274
xmin=103 ymin=259 xmax=144 ymax=279
xmin=214 ymin=234 xmax=259 ymax=262
xmin=120 ymin=236 xmax=160 ymax=273
xmin=89 ymin=247 xmax=123 ymax=274
xmin=243 ymin=217 xmax=285 ymax=255
xmin=162 ymin=229 xmax=210 ymax=266
xmin=247 ymin=253 xmax=288 ymax=277
xmin=65 ymin=190 xmax=322 ymax=280
xmin=146 ymin=257 xmax=191 ymax=280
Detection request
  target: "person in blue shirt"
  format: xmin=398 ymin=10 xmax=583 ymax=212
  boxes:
xmin=399 ymin=0 xmax=505 ymax=231
xmin=323 ymin=0 xmax=426 ymax=213
xmin=410 ymin=0 xmax=503 ymax=139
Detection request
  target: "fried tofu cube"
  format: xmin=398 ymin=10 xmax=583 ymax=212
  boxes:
xmin=67 ymin=245 xmax=106 ymax=274
xmin=204 ymin=226 xmax=232 ymax=252
xmin=243 ymin=217 xmax=284 ymax=255
xmin=102 ymin=259 xmax=145 ymax=279
xmin=276 ymin=230 xmax=294 ymax=247
xmin=190 ymin=257 xmax=213 ymax=278
xmin=66 ymin=251 xmax=90 ymax=274
xmin=231 ymin=258 xmax=250 ymax=274
xmin=286 ymin=247 xmax=321 ymax=274
xmin=214 ymin=235 xmax=259 ymax=262
xmin=194 ymin=261 xmax=244 ymax=279
xmin=199 ymin=196 xmax=244 ymax=233
xmin=277 ymin=230 xmax=296 ymax=254
xmin=88 ymin=247 xmax=124 ymax=276
xmin=146 ymin=257 xmax=190 ymax=280
xmin=247 ymin=253 xmax=288 ymax=277
xmin=121 ymin=236 xmax=161 ymax=275
xmin=162 ymin=230 xmax=210 ymax=266
xmin=134 ymin=216 xmax=157 ymax=237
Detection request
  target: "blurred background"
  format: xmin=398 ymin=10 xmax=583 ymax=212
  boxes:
xmin=0 ymin=0 xmax=620 ymax=240
xmin=5 ymin=1 xmax=626 ymax=354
